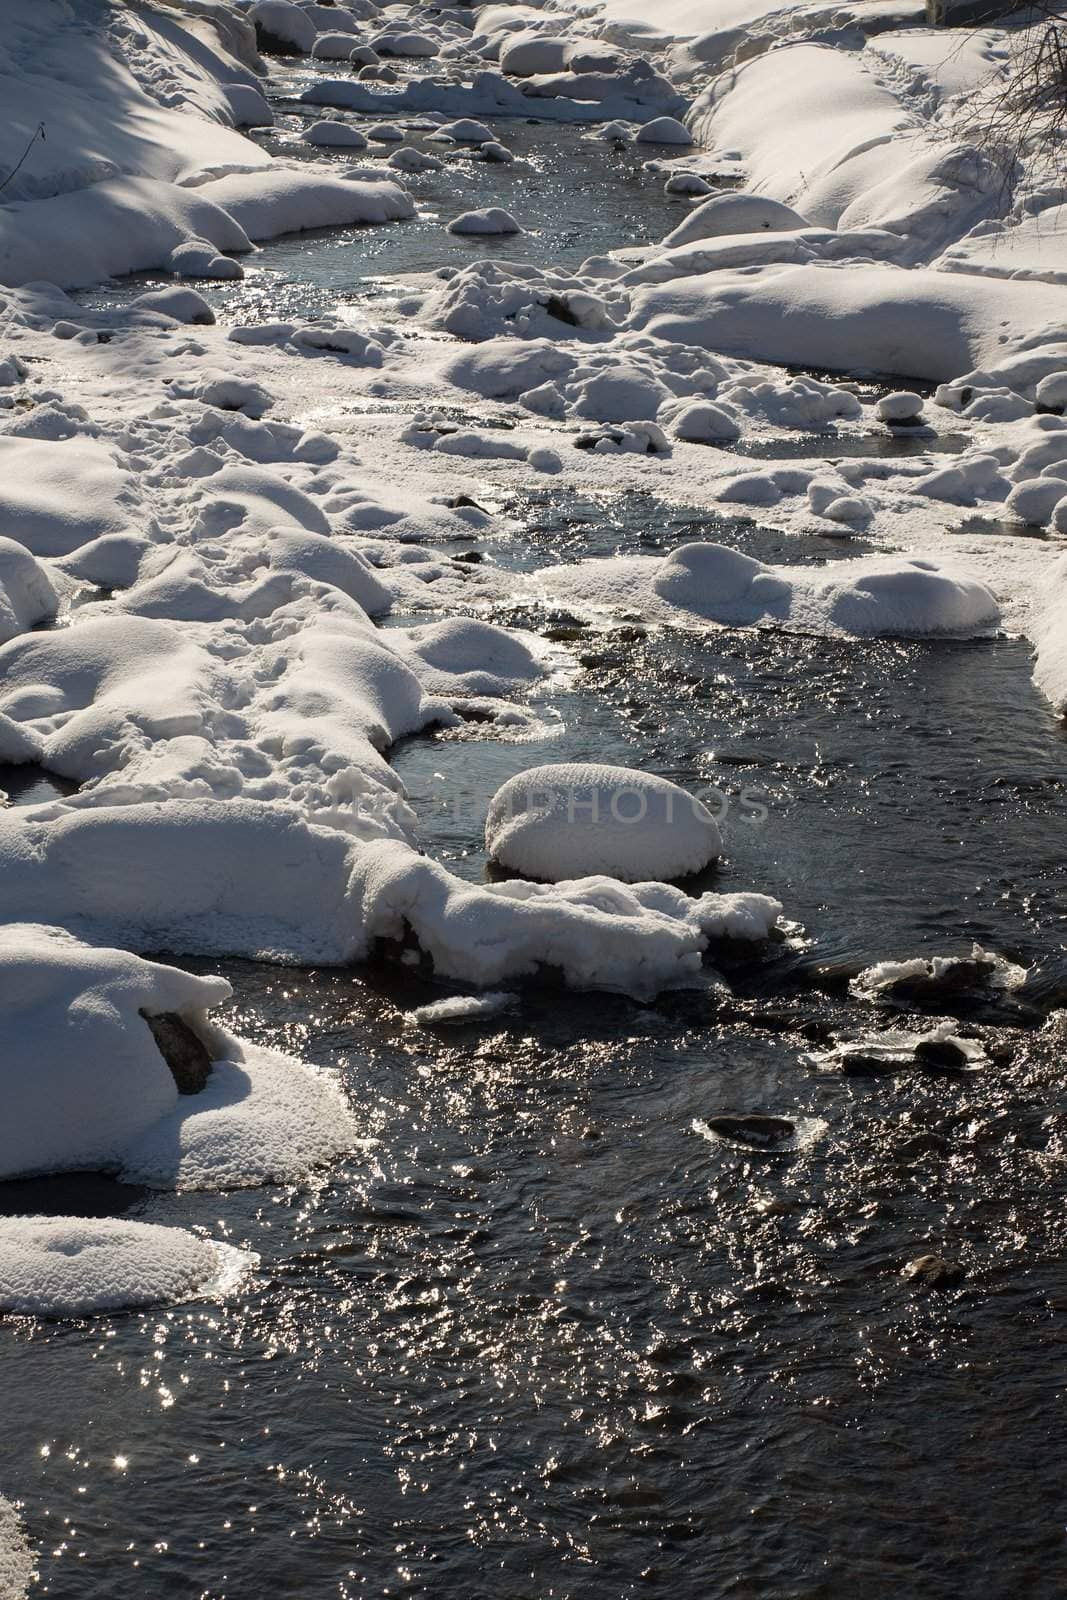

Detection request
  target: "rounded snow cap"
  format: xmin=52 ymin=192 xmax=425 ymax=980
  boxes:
xmin=486 ymin=762 xmax=722 ymax=884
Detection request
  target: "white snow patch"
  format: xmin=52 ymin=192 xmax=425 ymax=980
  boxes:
xmin=486 ymin=762 xmax=722 ymax=883
xmin=0 ymin=1216 xmax=254 ymax=1318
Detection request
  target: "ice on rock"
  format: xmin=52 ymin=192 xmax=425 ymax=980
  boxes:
xmin=448 ymin=208 xmax=523 ymax=236
xmin=0 ymin=925 xmax=359 ymax=1188
xmin=0 ymin=1217 xmax=253 ymax=1318
xmin=303 ymin=120 xmax=370 ymax=149
xmin=367 ymin=123 xmax=406 ymax=143
xmin=480 ymin=141 xmax=514 ymax=164
xmin=486 ymin=762 xmax=722 ymax=883
xmin=0 ymin=1494 xmax=32 ymax=1600
xmin=0 ymin=539 xmax=58 ymax=645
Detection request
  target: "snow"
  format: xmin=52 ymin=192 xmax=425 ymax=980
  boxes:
xmin=486 ymin=762 xmax=722 ymax=882
xmin=304 ymin=120 xmax=369 ymax=149
xmin=637 ymin=117 xmax=693 ymax=146
xmin=0 ymin=1495 xmax=32 ymax=1600
xmin=0 ymin=925 xmax=360 ymax=1188
xmin=535 ymin=542 xmax=1000 ymax=637
xmin=629 ymin=264 xmax=1067 ymax=383
xmin=409 ymin=992 xmax=516 ymax=1026
xmin=448 ymin=208 xmax=522 ymax=236
xmin=0 ymin=539 xmax=57 ymax=645
xmin=661 ymin=193 xmax=811 ymax=249
xmin=0 ymin=1216 xmax=253 ymax=1318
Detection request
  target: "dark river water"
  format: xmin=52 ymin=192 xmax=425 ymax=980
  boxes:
xmin=9 ymin=58 xmax=1067 ymax=1600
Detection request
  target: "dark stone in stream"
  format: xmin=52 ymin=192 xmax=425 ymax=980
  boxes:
xmin=453 ymin=550 xmax=484 ymax=563
xmin=140 ymin=1010 xmax=212 ymax=1094
xmin=901 ymin=1254 xmax=966 ymax=1289
xmin=913 ymin=1036 xmax=970 ymax=1072
xmin=704 ymin=1113 xmax=795 ymax=1149
xmin=839 ymin=1049 xmax=901 ymax=1076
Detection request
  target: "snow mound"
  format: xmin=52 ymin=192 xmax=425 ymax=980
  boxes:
xmin=629 ymin=263 xmax=1067 ymax=383
xmin=303 ymin=120 xmax=369 ymax=149
xmin=0 ymin=539 xmax=57 ymax=645
xmin=0 ymin=926 xmax=359 ymax=1189
xmin=662 ymin=192 xmax=810 ymax=249
xmin=0 ymin=1217 xmax=252 ymax=1319
xmin=536 ymin=543 xmax=1000 ymax=638
xmin=637 ymin=117 xmax=693 ymax=145
xmin=486 ymin=762 xmax=722 ymax=883
xmin=197 ymin=168 xmax=415 ymax=238
xmin=448 ymin=207 xmax=522 ymax=236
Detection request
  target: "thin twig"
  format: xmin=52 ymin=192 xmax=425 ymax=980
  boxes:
xmin=0 ymin=123 xmax=46 ymax=195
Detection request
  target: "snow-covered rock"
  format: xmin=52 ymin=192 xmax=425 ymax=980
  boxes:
xmin=0 ymin=925 xmax=359 ymax=1188
xmin=303 ymin=120 xmax=370 ymax=148
xmin=252 ymin=0 xmax=317 ymax=54
xmin=447 ymin=207 xmax=522 ymax=235
xmin=637 ymin=116 xmax=693 ymax=145
xmin=486 ymin=762 xmax=722 ymax=883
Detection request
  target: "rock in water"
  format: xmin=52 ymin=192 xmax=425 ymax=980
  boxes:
xmin=703 ymin=1113 xmax=795 ymax=1149
xmin=901 ymin=1254 xmax=966 ymax=1289
xmin=913 ymin=1035 xmax=970 ymax=1072
xmin=140 ymin=1011 xmax=213 ymax=1094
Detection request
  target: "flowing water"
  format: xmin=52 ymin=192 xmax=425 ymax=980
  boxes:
xmin=9 ymin=61 xmax=1067 ymax=1600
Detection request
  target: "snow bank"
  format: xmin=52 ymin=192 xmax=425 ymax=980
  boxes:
xmin=0 ymin=814 xmax=779 ymax=997
xmin=0 ymin=925 xmax=359 ymax=1188
xmin=0 ymin=1217 xmax=252 ymax=1318
xmin=0 ymin=1495 xmax=32 ymax=1600
xmin=628 ymin=263 xmax=1067 ymax=383
xmin=486 ymin=762 xmax=722 ymax=882
xmin=687 ymin=45 xmax=999 ymax=251
xmin=535 ymin=542 xmax=1000 ymax=637
xmin=0 ymin=176 xmax=251 ymax=289
xmin=1032 ymin=552 xmax=1067 ymax=714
